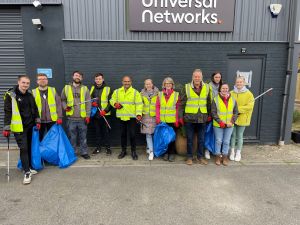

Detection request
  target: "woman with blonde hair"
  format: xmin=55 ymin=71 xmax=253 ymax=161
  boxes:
xmin=230 ymin=76 xmax=254 ymax=161
xmin=140 ymin=79 xmax=159 ymax=160
xmin=155 ymin=76 xmax=182 ymax=162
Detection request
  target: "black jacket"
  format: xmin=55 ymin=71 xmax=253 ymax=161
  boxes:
xmin=90 ymin=82 xmax=112 ymax=119
xmin=3 ymin=86 xmax=40 ymax=131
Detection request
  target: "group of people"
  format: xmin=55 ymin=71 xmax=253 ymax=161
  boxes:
xmin=2 ymin=69 xmax=254 ymax=184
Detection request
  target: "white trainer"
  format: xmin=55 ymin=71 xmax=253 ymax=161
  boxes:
xmin=204 ymin=150 xmax=210 ymax=159
xmin=229 ymin=148 xmax=235 ymax=161
xmin=23 ymin=172 xmax=31 ymax=185
xmin=235 ymin=150 xmax=241 ymax=162
xmin=146 ymin=148 xmax=150 ymax=154
xmin=30 ymin=169 xmax=38 ymax=175
xmin=148 ymin=152 xmax=154 ymax=161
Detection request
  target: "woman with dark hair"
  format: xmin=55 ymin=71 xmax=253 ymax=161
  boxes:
xmin=211 ymin=83 xmax=238 ymax=166
xmin=205 ymin=71 xmax=223 ymax=159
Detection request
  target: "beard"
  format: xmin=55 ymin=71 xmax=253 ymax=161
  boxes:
xmin=73 ymin=78 xmax=81 ymax=84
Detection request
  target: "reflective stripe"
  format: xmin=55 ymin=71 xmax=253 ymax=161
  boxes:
xmin=65 ymin=85 xmax=87 ymax=118
xmin=4 ymin=92 xmax=23 ymax=132
xmin=159 ymin=91 xmax=178 ymax=123
xmin=213 ymin=95 xmax=235 ymax=127
xmin=185 ymin=83 xmax=208 ymax=114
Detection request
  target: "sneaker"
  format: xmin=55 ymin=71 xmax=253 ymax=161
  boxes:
xmin=229 ymin=148 xmax=235 ymax=161
xmin=168 ymin=154 xmax=175 ymax=162
xmin=196 ymin=157 xmax=208 ymax=165
xmin=30 ymin=169 xmax=38 ymax=175
xmin=81 ymin=154 xmax=91 ymax=160
xmin=146 ymin=148 xmax=150 ymax=154
xmin=186 ymin=158 xmax=193 ymax=165
xmin=92 ymin=147 xmax=101 ymax=155
xmin=235 ymin=150 xmax=241 ymax=162
xmin=148 ymin=152 xmax=154 ymax=161
xmin=23 ymin=172 xmax=31 ymax=185
xmin=204 ymin=150 xmax=211 ymax=160
xmin=106 ymin=147 xmax=112 ymax=155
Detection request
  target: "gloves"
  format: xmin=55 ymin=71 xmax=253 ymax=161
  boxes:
xmin=85 ymin=117 xmax=90 ymax=125
xmin=174 ymin=121 xmax=180 ymax=128
xmin=99 ymin=110 xmax=106 ymax=116
xmin=65 ymin=106 xmax=72 ymax=112
xmin=36 ymin=123 xmax=41 ymax=130
xmin=179 ymin=118 xmax=184 ymax=126
xmin=2 ymin=130 xmax=10 ymax=137
xmin=219 ymin=121 xmax=226 ymax=128
xmin=56 ymin=119 xmax=63 ymax=125
xmin=207 ymin=116 xmax=212 ymax=122
xmin=156 ymin=118 xmax=160 ymax=125
xmin=114 ymin=103 xmax=123 ymax=109
xmin=91 ymin=101 xmax=98 ymax=107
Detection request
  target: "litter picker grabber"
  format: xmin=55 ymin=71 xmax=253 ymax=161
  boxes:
xmin=6 ymin=136 xmax=10 ymax=183
xmin=97 ymin=107 xmax=112 ymax=130
xmin=74 ymin=97 xmax=98 ymax=106
xmin=253 ymin=88 xmax=273 ymax=101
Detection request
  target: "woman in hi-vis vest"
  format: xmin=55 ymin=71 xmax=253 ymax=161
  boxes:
xmin=155 ymin=77 xmax=183 ymax=162
xmin=230 ymin=76 xmax=254 ymax=162
xmin=205 ymin=71 xmax=223 ymax=160
xmin=140 ymin=79 xmax=159 ymax=161
xmin=211 ymin=83 xmax=238 ymax=166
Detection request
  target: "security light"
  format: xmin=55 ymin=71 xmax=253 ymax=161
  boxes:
xmin=32 ymin=18 xmax=43 ymax=30
xmin=32 ymin=0 xmax=42 ymax=9
xmin=270 ymin=4 xmax=282 ymax=18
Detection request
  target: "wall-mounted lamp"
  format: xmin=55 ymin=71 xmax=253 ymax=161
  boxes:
xmin=269 ymin=4 xmax=282 ymax=18
xmin=32 ymin=0 xmax=42 ymax=10
xmin=241 ymin=48 xmax=247 ymax=54
xmin=32 ymin=18 xmax=43 ymax=30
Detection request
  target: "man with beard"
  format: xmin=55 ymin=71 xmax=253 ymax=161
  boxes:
xmin=3 ymin=75 xmax=41 ymax=184
xmin=110 ymin=75 xmax=143 ymax=160
xmin=90 ymin=73 xmax=113 ymax=155
xmin=32 ymin=73 xmax=63 ymax=141
xmin=61 ymin=71 xmax=91 ymax=159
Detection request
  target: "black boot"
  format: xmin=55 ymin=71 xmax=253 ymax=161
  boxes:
xmin=118 ymin=150 xmax=127 ymax=159
xmin=106 ymin=146 xmax=111 ymax=155
xmin=92 ymin=147 xmax=101 ymax=155
xmin=131 ymin=151 xmax=138 ymax=160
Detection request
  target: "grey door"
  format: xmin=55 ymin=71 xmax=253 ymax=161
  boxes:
xmin=227 ymin=56 xmax=266 ymax=141
xmin=0 ymin=8 xmax=26 ymax=145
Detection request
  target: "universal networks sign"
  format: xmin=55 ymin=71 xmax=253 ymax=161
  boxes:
xmin=128 ymin=0 xmax=236 ymax=32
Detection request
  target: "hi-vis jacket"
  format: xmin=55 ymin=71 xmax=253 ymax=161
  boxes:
xmin=110 ymin=86 xmax=143 ymax=121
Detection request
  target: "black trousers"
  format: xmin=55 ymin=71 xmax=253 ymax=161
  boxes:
xmin=166 ymin=123 xmax=176 ymax=155
xmin=14 ymin=124 xmax=34 ymax=173
xmin=120 ymin=118 xmax=137 ymax=152
xmin=94 ymin=116 xmax=111 ymax=148
xmin=39 ymin=122 xmax=56 ymax=141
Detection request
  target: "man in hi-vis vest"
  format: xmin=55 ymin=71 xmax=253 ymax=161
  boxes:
xmin=110 ymin=75 xmax=143 ymax=160
xmin=3 ymin=75 xmax=41 ymax=185
xmin=180 ymin=69 xmax=211 ymax=166
xmin=61 ymin=71 xmax=91 ymax=160
xmin=90 ymin=72 xmax=112 ymax=155
xmin=32 ymin=73 xmax=63 ymax=141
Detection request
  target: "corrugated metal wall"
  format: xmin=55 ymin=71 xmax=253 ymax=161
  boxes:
xmin=0 ymin=0 xmax=61 ymax=4
xmin=62 ymin=0 xmax=291 ymax=42
xmin=0 ymin=8 xmax=26 ymax=145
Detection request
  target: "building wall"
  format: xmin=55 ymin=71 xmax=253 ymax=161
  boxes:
xmin=63 ymin=41 xmax=288 ymax=145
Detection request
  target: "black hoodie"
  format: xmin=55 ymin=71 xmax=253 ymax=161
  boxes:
xmin=3 ymin=85 xmax=40 ymax=130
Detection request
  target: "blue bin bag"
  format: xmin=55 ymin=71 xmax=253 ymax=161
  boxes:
xmin=90 ymin=106 xmax=97 ymax=117
xmin=40 ymin=124 xmax=60 ymax=166
xmin=17 ymin=126 xmax=43 ymax=170
xmin=153 ymin=123 xmax=176 ymax=157
xmin=204 ymin=122 xmax=216 ymax=155
xmin=57 ymin=124 xmax=77 ymax=168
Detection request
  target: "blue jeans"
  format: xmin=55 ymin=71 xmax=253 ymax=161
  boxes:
xmin=213 ymin=127 xmax=233 ymax=156
xmin=185 ymin=122 xmax=206 ymax=159
xmin=146 ymin=134 xmax=153 ymax=153
xmin=67 ymin=120 xmax=88 ymax=155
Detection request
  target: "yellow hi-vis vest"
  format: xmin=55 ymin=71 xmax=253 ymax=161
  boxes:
xmin=142 ymin=95 xmax=157 ymax=117
xmin=110 ymin=86 xmax=143 ymax=121
xmin=32 ymin=87 xmax=58 ymax=121
xmin=64 ymin=85 xmax=88 ymax=118
xmin=184 ymin=83 xmax=209 ymax=114
xmin=90 ymin=86 xmax=111 ymax=115
xmin=4 ymin=92 xmax=23 ymax=132
xmin=213 ymin=95 xmax=235 ymax=128
xmin=159 ymin=91 xmax=179 ymax=123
